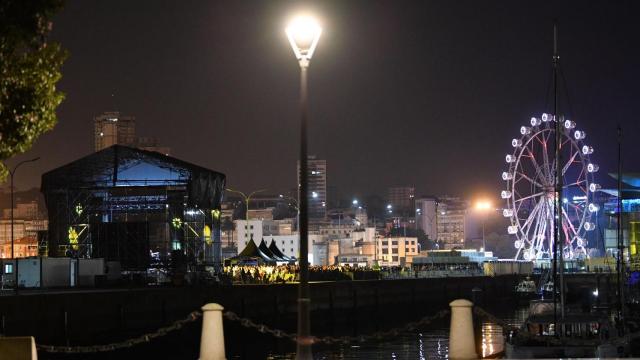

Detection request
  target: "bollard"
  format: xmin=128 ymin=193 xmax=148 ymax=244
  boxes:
xmin=449 ymin=299 xmax=477 ymax=360
xmin=199 ymin=303 xmax=226 ymax=360
xmin=0 ymin=336 xmax=37 ymax=360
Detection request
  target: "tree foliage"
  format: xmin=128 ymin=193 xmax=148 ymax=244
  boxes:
xmin=0 ymin=0 xmax=66 ymax=179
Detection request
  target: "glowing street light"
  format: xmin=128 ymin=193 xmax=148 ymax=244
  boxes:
xmin=286 ymin=16 xmax=322 ymax=66
xmin=286 ymin=14 xmax=322 ymax=360
xmin=352 ymin=199 xmax=358 ymax=205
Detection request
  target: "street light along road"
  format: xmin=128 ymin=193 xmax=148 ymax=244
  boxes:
xmin=225 ymin=188 xmax=266 ymax=221
xmin=286 ymin=14 xmax=322 ymax=360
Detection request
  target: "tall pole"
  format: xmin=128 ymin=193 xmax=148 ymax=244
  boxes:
xmin=10 ymin=172 xmax=14 ymax=259
xmin=296 ymin=59 xmax=311 ymax=359
xmin=617 ymin=125 xmax=625 ymax=325
xmin=551 ymin=23 xmax=564 ymax=332
xmin=9 ymin=157 xmax=40 ymax=259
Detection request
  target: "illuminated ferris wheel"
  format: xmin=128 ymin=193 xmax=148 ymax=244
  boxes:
xmin=501 ymin=113 xmax=599 ymax=260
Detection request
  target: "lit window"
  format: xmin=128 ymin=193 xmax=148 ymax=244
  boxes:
xmin=4 ymin=264 xmax=13 ymax=274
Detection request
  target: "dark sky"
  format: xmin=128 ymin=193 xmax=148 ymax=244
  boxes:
xmin=6 ymin=0 xmax=640 ymax=202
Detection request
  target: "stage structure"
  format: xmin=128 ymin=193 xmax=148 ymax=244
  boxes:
xmin=41 ymin=145 xmax=226 ymax=271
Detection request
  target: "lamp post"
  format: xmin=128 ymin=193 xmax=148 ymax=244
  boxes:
xmin=225 ymin=188 xmax=266 ymax=221
xmin=474 ymin=200 xmax=492 ymax=252
xmin=9 ymin=157 xmax=40 ymax=259
xmin=286 ymin=15 xmax=321 ymax=360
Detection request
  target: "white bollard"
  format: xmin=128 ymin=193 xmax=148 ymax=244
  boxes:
xmin=0 ymin=336 xmax=37 ymax=360
xmin=199 ymin=303 xmax=226 ymax=360
xmin=449 ymin=299 xmax=477 ymax=360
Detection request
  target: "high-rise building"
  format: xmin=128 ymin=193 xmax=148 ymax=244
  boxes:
xmin=387 ymin=186 xmax=415 ymax=212
xmin=297 ymin=155 xmax=327 ymax=220
xmin=415 ymin=196 xmax=438 ymax=241
xmin=94 ymin=111 xmax=136 ymax=151
xmin=437 ymin=196 xmax=467 ymax=249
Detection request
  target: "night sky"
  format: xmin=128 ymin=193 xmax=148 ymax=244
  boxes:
xmin=5 ymin=0 xmax=640 ymax=203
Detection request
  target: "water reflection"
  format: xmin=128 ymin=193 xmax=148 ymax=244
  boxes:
xmin=260 ymin=306 xmax=529 ymax=360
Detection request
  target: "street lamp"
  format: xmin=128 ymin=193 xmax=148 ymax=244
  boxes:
xmin=9 ymin=157 xmax=40 ymax=259
xmin=286 ymin=14 xmax=321 ymax=360
xmin=474 ymin=200 xmax=493 ymax=252
xmin=226 ymin=188 xmax=266 ymax=221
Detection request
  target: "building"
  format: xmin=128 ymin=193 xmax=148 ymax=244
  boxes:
xmin=235 ymin=219 xmax=297 ymax=254
xmin=94 ymin=112 xmax=171 ymax=155
xmin=437 ymin=196 xmax=467 ymax=249
xmin=415 ymin=196 xmax=438 ymax=241
xmin=247 ymin=208 xmax=275 ymax=221
xmin=600 ymin=173 xmax=640 ymax=267
xmin=376 ymin=236 xmax=419 ymax=266
xmin=0 ymin=237 xmax=38 ymax=259
xmin=94 ymin=112 xmax=136 ymax=151
xmin=235 ymin=220 xmax=264 ymax=251
xmin=297 ymin=156 xmax=327 ymax=220
xmin=387 ymin=186 xmax=415 ymax=212
xmin=263 ymin=234 xmax=299 ymax=259
xmin=2 ymin=201 xmax=41 ymax=220
xmin=318 ymin=223 xmax=357 ymax=240
xmin=0 ymin=219 xmax=48 ymax=258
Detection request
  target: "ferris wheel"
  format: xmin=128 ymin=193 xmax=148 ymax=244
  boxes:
xmin=501 ymin=113 xmax=599 ymax=261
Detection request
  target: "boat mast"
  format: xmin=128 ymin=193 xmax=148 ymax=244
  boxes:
xmin=552 ymin=23 xmax=566 ymax=333
xmin=617 ymin=125 xmax=625 ymax=326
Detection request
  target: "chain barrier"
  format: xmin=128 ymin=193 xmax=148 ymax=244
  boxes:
xmin=36 ymin=307 xmax=451 ymax=353
xmin=224 ymin=309 xmax=450 ymax=345
xmin=36 ymin=310 xmax=202 ymax=354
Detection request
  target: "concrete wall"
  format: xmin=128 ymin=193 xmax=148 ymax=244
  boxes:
xmin=0 ymin=275 xmax=526 ymax=346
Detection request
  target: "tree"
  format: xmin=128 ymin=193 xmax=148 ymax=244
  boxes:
xmin=0 ymin=0 xmax=67 ymax=179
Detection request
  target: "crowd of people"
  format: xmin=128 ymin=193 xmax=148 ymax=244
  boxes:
xmin=221 ymin=263 xmax=489 ymax=284
xmin=222 ymin=264 xmax=382 ymax=284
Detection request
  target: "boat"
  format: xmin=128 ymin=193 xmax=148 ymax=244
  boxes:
xmin=505 ymin=300 xmax=629 ymax=358
xmin=514 ymin=277 xmax=539 ymax=303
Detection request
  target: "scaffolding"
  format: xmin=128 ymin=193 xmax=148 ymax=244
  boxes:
xmin=41 ymin=145 xmax=225 ymax=271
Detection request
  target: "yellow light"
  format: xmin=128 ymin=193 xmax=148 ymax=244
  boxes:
xmin=286 ymin=15 xmax=322 ymax=61
xmin=204 ymin=225 xmax=212 ymax=245
xmin=475 ymin=200 xmax=493 ymax=211
xmin=68 ymin=227 xmax=79 ymax=250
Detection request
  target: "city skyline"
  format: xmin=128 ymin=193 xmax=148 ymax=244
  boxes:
xmin=3 ymin=1 xmax=639 ymax=201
